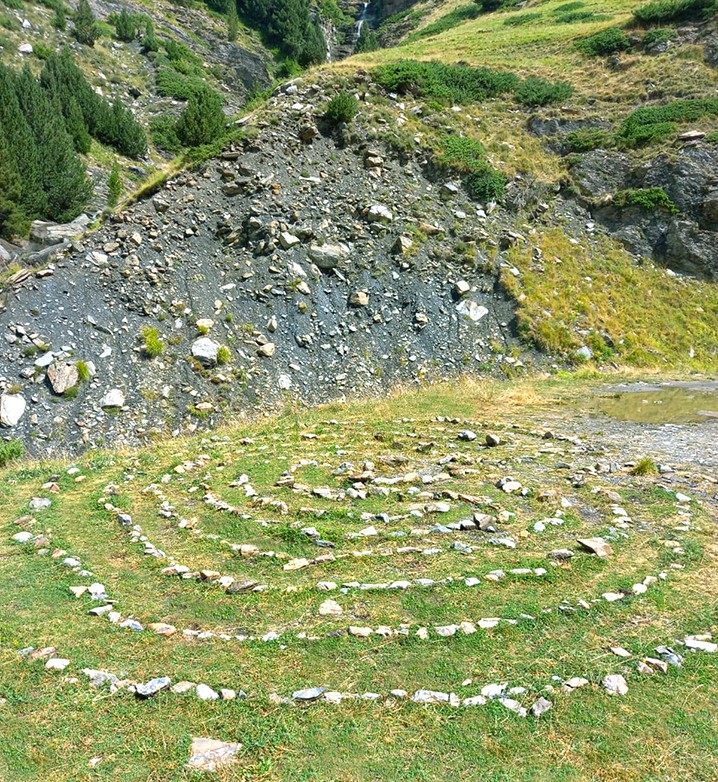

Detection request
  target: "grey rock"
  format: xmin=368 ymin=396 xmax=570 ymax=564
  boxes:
xmin=134 ymin=676 xmax=171 ymax=698
xmin=0 ymin=394 xmax=26 ymax=427
xmin=191 ymin=338 xmax=220 ymax=367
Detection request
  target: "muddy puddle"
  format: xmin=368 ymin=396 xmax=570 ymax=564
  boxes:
xmin=595 ymin=381 xmax=718 ymax=425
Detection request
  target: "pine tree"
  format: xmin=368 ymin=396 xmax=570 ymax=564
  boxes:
xmin=227 ymin=0 xmax=239 ymax=41
xmin=15 ymin=66 xmax=92 ymax=222
xmin=52 ymin=5 xmax=66 ymax=30
xmin=74 ymin=0 xmax=99 ymax=46
xmin=107 ymin=162 xmax=122 ymax=207
xmin=0 ymin=131 xmax=26 ymax=239
xmin=107 ymin=97 xmax=147 ymax=158
xmin=0 ymin=64 xmax=46 ymax=219
xmin=175 ymin=88 xmax=226 ymax=147
xmin=64 ymin=97 xmax=92 ymax=153
xmin=114 ymin=9 xmax=136 ymax=42
xmin=141 ymin=21 xmax=159 ymax=53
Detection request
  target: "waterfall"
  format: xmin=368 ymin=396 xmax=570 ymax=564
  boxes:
xmin=355 ymin=2 xmax=370 ymax=42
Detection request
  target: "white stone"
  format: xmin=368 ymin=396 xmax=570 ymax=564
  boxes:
xmin=100 ymin=389 xmax=125 ymax=409
xmin=0 ymin=394 xmax=26 ymax=427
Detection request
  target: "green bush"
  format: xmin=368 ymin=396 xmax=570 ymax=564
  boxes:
xmin=503 ymin=12 xmax=542 ymax=26
xmin=113 ymin=9 xmax=138 ymax=42
xmin=175 ymin=88 xmax=226 ymax=147
xmin=142 ymin=21 xmax=159 ymax=52
xmin=324 ymin=92 xmax=359 ymax=124
xmin=408 ymin=4 xmax=482 ymax=40
xmin=0 ymin=439 xmax=23 ymax=468
xmin=643 ymin=27 xmax=674 ymax=46
xmin=217 ymin=345 xmax=231 ymax=365
xmin=617 ymin=98 xmax=718 ymax=147
xmin=156 ymin=67 xmax=206 ymax=100
xmin=33 ymin=42 xmax=54 ymax=60
xmin=633 ymin=0 xmax=717 ymax=25
xmin=150 ymin=115 xmax=182 ymax=154
xmin=73 ymin=0 xmax=99 ymax=45
xmin=355 ymin=24 xmax=379 ymax=52
xmin=107 ymin=163 xmax=122 ymax=207
xmin=52 ymin=4 xmax=65 ymax=29
xmin=141 ymin=326 xmax=165 ymax=358
xmin=554 ymin=10 xmax=608 ymax=22
xmin=466 ymin=163 xmax=506 ymax=202
xmin=436 ymin=135 xmax=505 ymax=202
xmin=706 ymin=130 xmax=718 ymax=143
xmin=514 ymin=76 xmax=572 ymax=107
xmin=373 ymin=60 xmax=519 ymax=105
xmin=565 ymin=127 xmax=613 ymax=152
xmin=613 ymin=187 xmax=678 ymax=213
xmin=575 ymin=27 xmax=631 ymax=56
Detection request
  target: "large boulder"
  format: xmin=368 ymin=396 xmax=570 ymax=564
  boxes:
xmin=0 ymin=394 xmax=26 ymax=427
xmin=308 ymin=243 xmax=349 ymax=270
xmin=192 ymin=338 xmax=220 ymax=367
xmin=47 ymin=362 xmax=79 ymax=395
xmin=100 ymin=389 xmax=125 ymax=409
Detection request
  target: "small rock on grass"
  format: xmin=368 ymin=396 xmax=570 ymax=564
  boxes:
xmin=134 ymin=677 xmax=171 ymax=698
xmin=602 ymin=674 xmax=628 ymax=696
xmin=530 ymin=697 xmax=552 ymax=717
xmin=187 ymin=737 xmax=242 ymax=772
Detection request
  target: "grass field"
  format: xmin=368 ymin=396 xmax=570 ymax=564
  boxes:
xmin=2 ymin=377 xmax=718 ymax=780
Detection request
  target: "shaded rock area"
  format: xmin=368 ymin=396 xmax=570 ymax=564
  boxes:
xmin=534 ymin=128 xmax=718 ymax=279
xmin=0 ymin=77 xmax=535 ymax=454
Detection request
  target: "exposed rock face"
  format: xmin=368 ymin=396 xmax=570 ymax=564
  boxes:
xmin=563 ymin=142 xmax=718 ymax=278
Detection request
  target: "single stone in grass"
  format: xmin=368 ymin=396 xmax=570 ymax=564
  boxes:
xmin=220 ymin=689 xmax=236 ymax=701
xmin=434 ymin=625 xmax=458 ymax=637
xmin=134 ymin=677 xmax=171 ymax=698
xmin=656 ymin=646 xmax=683 ymax=666
xmin=148 ymin=623 xmax=177 ymax=636
xmin=547 ymin=549 xmax=574 ymax=561
xmin=602 ymin=674 xmax=628 ymax=695
xmin=348 ymin=626 xmax=373 ymax=638
xmin=458 ymin=430 xmax=476 ymax=441
xmin=602 ymin=592 xmax=624 ymax=602
xmin=562 ymin=677 xmax=589 ymax=692
xmin=83 ymin=669 xmax=120 ymax=688
xmin=171 ymin=681 xmax=196 ymax=694
xmin=463 ymin=695 xmax=487 ymax=707
xmin=481 ymin=683 xmax=506 ymax=699
xmin=318 ymin=599 xmax=343 ymax=617
xmin=293 ymin=687 xmax=326 ymax=701
xmin=317 ymin=581 xmax=338 ymax=591
xmin=577 ymin=537 xmax=614 ymax=558
xmin=196 ymin=684 xmax=220 ymax=701
xmin=45 ymin=658 xmax=70 ymax=671
xmin=644 ymin=657 xmax=669 ymax=673
xmin=610 ymin=647 xmax=632 ymax=658
xmin=636 ymin=661 xmax=654 ymax=675
xmin=413 ymin=690 xmax=450 ymax=704
xmin=530 ymin=697 xmax=553 ymax=717
xmin=28 ymin=646 xmax=55 ymax=661
xmin=12 ymin=531 xmax=33 ymax=543
xmin=685 ymin=636 xmax=717 ymax=653
xmin=485 ymin=433 xmax=501 ymax=447
xmin=187 ymin=737 xmax=242 ymax=772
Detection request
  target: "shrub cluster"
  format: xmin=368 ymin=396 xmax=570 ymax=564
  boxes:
xmin=633 ymin=0 xmax=717 ymax=25
xmin=437 ymin=136 xmax=506 ymax=202
xmin=374 ymin=61 xmax=572 ymax=108
xmin=324 ymin=92 xmax=359 ymax=125
xmin=565 ymin=127 xmax=614 ymax=152
xmin=616 ymin=98 xmax=718 ymax=146
xmin=408 ymin=4 xmax=482 ymax=40
xmin=613 ymin=187 xmax=678 ymax=213
xmin=575 ymin=27 xmax=631 ymax=56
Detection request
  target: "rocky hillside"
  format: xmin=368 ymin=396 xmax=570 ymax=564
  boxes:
xmin=0 ymin=75 xmax=529 ymax=453
xmin=2 ymin=0 xmax=718 ymax=454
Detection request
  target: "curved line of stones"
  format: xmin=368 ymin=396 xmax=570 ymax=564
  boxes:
xmin=19 ymin=630 xmax=715 ymax=718
xmin=100 ymin=498 xmax=553 ymax=597
xmin=11 ymin=521 xmax=671 ymax=647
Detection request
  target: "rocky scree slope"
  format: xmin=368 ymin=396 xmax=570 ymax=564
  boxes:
xmin=0 ymin=75 xmax=543 ymax=455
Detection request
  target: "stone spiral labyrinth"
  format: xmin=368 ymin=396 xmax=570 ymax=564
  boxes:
xmin=4 ymin=403 xmax=718 ymax=776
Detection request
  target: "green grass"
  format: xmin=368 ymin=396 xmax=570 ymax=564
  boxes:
xmin=1 ymin=377 xmax=718 ymax=780
xmin=141 ymin=325 xmax=165 ymax=358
